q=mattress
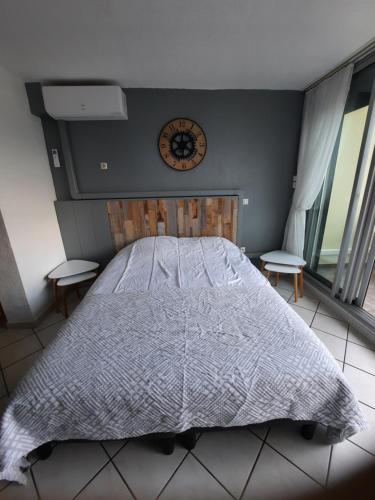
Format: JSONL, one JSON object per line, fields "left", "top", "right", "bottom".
{"left": 0, "top": 236, "right": 368, "bottom": 483}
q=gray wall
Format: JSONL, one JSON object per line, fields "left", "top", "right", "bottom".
{"left": 32, "top": 87, "right": 303, "bottom": 259}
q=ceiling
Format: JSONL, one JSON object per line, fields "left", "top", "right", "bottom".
{"left": 0, "top": 0, "right": 374, "bottom": 90}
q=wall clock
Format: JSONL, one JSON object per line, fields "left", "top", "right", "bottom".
{"left": 158, "top": 118, "right": 207, "bottom": 171}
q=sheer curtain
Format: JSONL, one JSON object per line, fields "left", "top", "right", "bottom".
{"left": 282, "top": 64, "right": 354, "bottom": 257}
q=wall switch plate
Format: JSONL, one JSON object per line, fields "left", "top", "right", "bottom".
{"left": 100, "top": 162, "right": 108, "bottom": 170}
{"left": 240, "top": 246, "right": 246, "bottom": 253}
{"left": 242, "top": 198, "right": 249, "bottom": 205}
{"left": 51, "top": 148, "right": 61, "bottom": 168}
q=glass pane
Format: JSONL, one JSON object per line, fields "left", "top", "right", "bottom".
{"left": 305, "top": 63, "right": 375, "bottom": 286}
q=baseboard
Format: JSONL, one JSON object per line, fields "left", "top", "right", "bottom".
{"left": 6, "top": 301, "right": 55, "bottom": 330}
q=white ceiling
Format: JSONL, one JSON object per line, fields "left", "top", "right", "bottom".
{"left": 0, "top": 0, "right": 374, "bottom": 90}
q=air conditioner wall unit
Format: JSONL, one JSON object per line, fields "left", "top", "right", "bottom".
{"left": 41, "top": 85, "right": 128, "bottom": 120}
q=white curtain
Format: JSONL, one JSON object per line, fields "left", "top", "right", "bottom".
{"left": 282, "top": 64, "right": 354, "bottom": 257}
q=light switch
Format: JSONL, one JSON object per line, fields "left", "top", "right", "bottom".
{"left": 51, "top": 148, "right": 61, "bottom": 168}
{"left": 242, "top": 198, "right": 249, "bottom": 205}
{"left": 100, "top": 162, "right": 108, "bottom": 170}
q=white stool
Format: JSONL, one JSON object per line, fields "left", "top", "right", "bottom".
{"left": 57, "top": 271, "right": 97, "bottom": 318}
{"left": 260, "top": 250, "right": 306, "bottom": 297}
{"left": 264, "top": 263, "right": 301, "bottom": 303}
{"left": 48, "top": 260, "right": 99, "bottom": 317}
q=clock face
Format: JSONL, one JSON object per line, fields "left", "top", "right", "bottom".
{"left": 158, "top": 118, "right": 207, "bottom": 170}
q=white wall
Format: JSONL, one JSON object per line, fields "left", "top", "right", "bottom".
{"left": 0, "top": 65, "right": 66, "bottom": 320}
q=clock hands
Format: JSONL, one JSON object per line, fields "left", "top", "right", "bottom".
{"left": 171, "top": 132, "right": 195, "bottom": 159}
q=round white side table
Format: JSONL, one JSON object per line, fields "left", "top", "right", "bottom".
{"left": 260, "top": 250, "right": 306, "bottom": 297}
{"left": 264, "top": 263, "right": 301, "bottom": 303}
{"left": 57, "top": 271, "right": 98, "bottom": 318}
{"left": 48, "top": 260, "right": 99, "bottom": 317}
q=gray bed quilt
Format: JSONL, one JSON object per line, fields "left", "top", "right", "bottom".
{"left": 0, "top": 237, "right": 368, "bottom": 483}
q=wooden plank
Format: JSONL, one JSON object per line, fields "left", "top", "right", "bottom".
{"left": 177, "top": 200, "right": 184, "bottom": 236}
{"left": 107, "top": 196, "right": 238, "bottom": 252}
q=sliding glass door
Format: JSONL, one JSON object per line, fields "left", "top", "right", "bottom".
{"left": 305, "top": 61, "right": 375, "bottom": 316}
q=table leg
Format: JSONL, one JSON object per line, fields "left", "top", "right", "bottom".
{"left": 299, "top": 267, "right": 304, "bottom": 297}
{"left": 63, "top": 288, "right": 69, "bottom": 318}
{"left": 276, "top": 272, "right": 280, "bottom": 286}
{"left": 266, "top": 271, "right": 271, "bottom": 281}
{"left": 260, "top": 260, "right": 265, "bottom": 272}
{"left": 75, "top": 286, "right": 81, "bottom": 300}
{"left": 53, "top": 279, "right": 59, "bottom": 312}
{"left": 294, "top": 274, "right": 298, "bottom": 303}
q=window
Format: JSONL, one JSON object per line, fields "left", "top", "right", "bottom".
{"left": 305, "top": 62, "right": 375, "bottom": 316}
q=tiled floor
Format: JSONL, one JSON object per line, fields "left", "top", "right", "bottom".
{"left": 0, "top": 283, "right": 375, "bottom": 499}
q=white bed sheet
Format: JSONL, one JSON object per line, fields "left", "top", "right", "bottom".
{"left": 0, "top": 237, "right": 368, "bottom": 484}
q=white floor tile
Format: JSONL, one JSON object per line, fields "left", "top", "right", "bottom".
{"left": 193, "top": 429, "right": 262, "bottom": 498}
{"left": 288, "top": 293, "right": 319, "bottom": 312}
{"left": 0, "top": 329, "right": 33, "bottom": 349}
{"left": 113, "top": 438, "right": 186, "bottom": 500}
{"left": 242, "top": 444, "right": 321, "bottom": 500}
{"left": 345, "top": 342, "right": 375, "bottom": 376}
{"left": 101, "top": 440, "right": 127, "bottom": 458}
{"left": 343, "top": 365, "right": 375, "bottom": 408}
{"left": 0, "top": 481, "right": 10, "bottom": 493}
{"left": 249, "top": 422, "right": 270, "bottom": 440}
{"left": 276, "top": 277, "right": 294, "bottom": 292}
{"left": 316, "top": 302, "right": 342, "bottom": 320}
{"left": 312, "top": 328, "right": 346, "bottom": 362}
{"left": 76, "top": 462, "right": 133, "bottom": 500}
{"left": 274, "top": 288, "right": 293, "bottom": 301}
{"left": 3, "top": 352, "right": 40, "bottom": 392}
{"left": 34, "top": 310, "right": 65, "bottom": 332}
{"left": 311, "top": 314, "right": 348, "bottom": 339}
{"left": 289, "top": 305, "right": 315, "bottom": 326}
{"left": 32, "top": 442, "right": 108, "bottom": 500}
{"left": 328, "top": 440, "right": 375, "bottom": 486}
{"left": 0, "top": 336, "right": 41, "bottom": 369}
{"left": 266, "top": 421, "right": 331, "bottom": 485}
{"left": 0, "top": 470, "right": 37, "bottom": 499}
{"left": 348, "top": 403, "right": 375, "bottom": 455}
{"left": 35, "top": 321, "right": 64, "bottom": 348}
{"left": 159, "top": 454, "right": 232, "bottom": 500}
{"left": 348, "top": 327, "right": 375, "bottom": 350}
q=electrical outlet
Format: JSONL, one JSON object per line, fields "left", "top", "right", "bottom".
{"left": 240, "top": 246, "right": 246, "bottom": 253}
{"left": 100, "top": 162, "right": 108, "bottom": 170}
{"left": 242, "top": 198, "right": 249, "bottom": 205}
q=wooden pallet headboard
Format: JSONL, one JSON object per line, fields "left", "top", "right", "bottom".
{"left": 106, "top": 196, "right": 238, "bottom": 252}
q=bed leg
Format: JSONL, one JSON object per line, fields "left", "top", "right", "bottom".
{"left": 34, "top": 442, "right": 54, "bottom": 460}
{"left": 160, "top": 436, "right": 175, "bottom": 455}
{"left": 180, "top": 429, "right": 197, "bottom": 450}
{"left": 300, "top": 423, "right": 317, "bottom": 440}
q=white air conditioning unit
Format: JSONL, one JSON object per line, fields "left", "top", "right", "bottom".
{"left": 42, "top": 85, "right": 128, "bottom": 120}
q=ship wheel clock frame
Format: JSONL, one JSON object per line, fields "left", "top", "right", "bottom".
{"left": 158, "top": 118, "right": 207, "bottom": 171}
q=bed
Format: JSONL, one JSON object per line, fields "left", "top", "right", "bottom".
{"left": 0, "top": 236, "right": 368, "bottom": 484}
